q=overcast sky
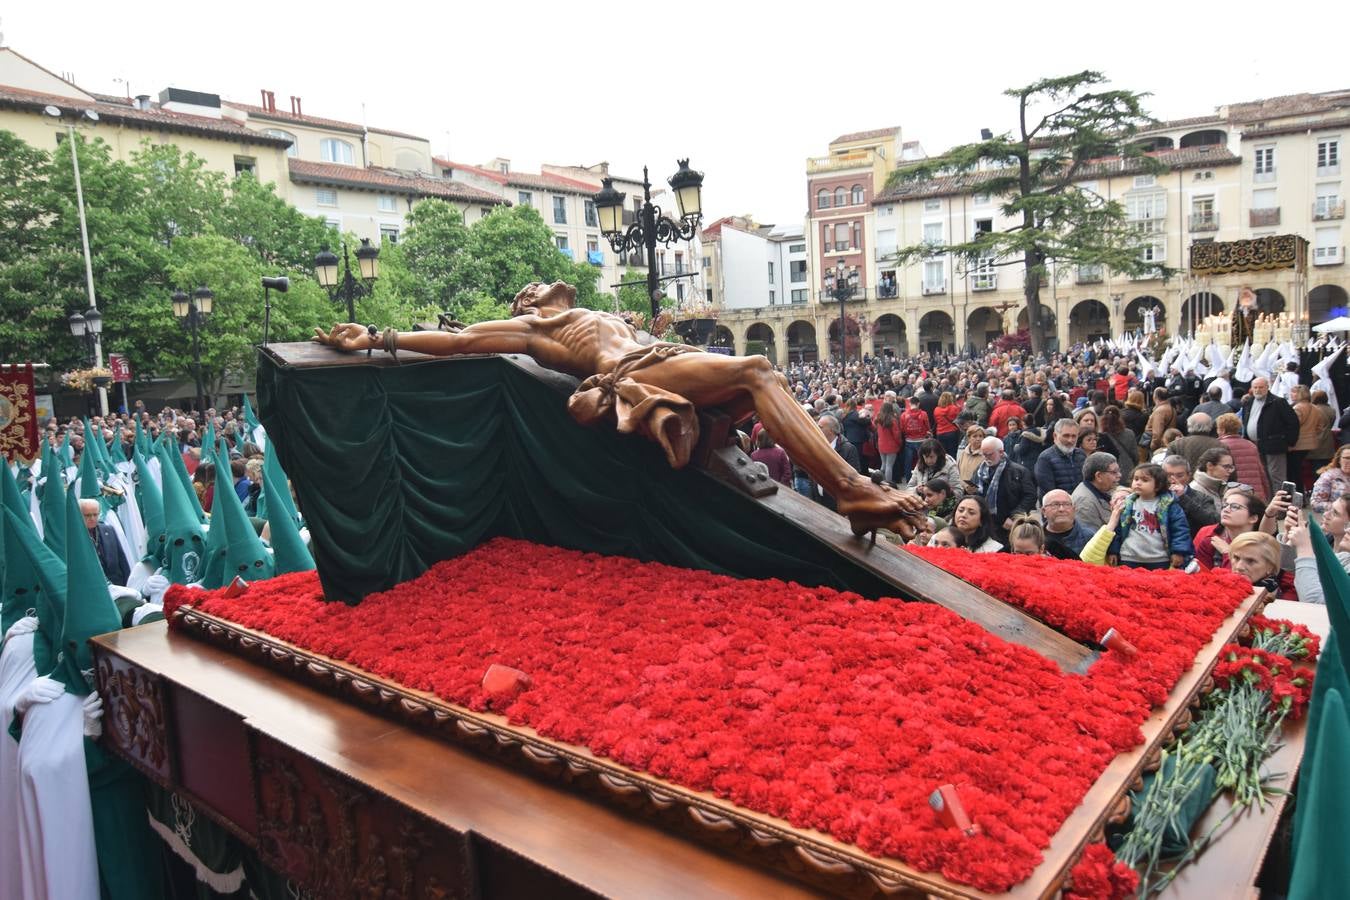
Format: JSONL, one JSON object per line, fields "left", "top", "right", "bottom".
{"left": 6, "top": 2, "right": 1346, "bottom": 225}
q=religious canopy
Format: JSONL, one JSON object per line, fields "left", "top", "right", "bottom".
{"left": 1190, "top": 233, "right": 1309, "bottom": 276}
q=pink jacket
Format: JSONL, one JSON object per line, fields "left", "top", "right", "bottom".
{"left": 1219, "top": 434, "right": 1270, "bottom": 501}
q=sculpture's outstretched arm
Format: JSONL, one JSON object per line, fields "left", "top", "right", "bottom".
{"left": 314, "top": 319, "right": 535, "bottom": 357}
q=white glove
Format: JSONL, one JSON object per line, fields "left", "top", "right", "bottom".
{"left": 82, "top": 691, "right": 104, "bottom": 739}
{"left": 4, "top": 615, "right": 38, "bottom": 642}
{"left": 14, "top": 676, "right": 64, "bottom": 715}
{"left": 143, "top": 573, "right": 170, "bottom": 602}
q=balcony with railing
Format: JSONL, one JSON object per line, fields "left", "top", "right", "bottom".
{"left": 970, "top": 271, "right": 998, "bottom": 291}
{"left": 1076, "top": 264, "right": 1103, "bottom": 284}
{"left": 806, "top": 148, "right": 879, "bottom": 174}
{"left": 1315, "top": 245, "right": 1345, "bottom": 266}
{"left": 1188, "top": 212, "right": 1219, "bottom": 232}
{"left": 1314, "top": 199, "right": 1346, "bottom": 221}
{"left": 922, "top": 281, "right": 947, "bottom": 296}
{"left": 1250, "top": 207, "right": 1281, "bottom": 227}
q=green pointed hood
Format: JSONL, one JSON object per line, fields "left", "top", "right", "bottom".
{"left": 257, "top": 446, "right": 299, "bottom": 528}
{"left": 39, "top": 455, "right": 67, "bottom": 561}
{"left": 132, "top": 449, "right": 165, "bottom": 563}
{"left": 52, "top": 489, "right": 121, "bottom": 694}
{"left": 242, "top": 394, "right": 261, "bottom": 435}
{"left": 3, "top": 507, "right": 66, "bottom": 678}
{"left": 202, "top": 420, "right": 217, "bottom": 459}
{"left": 83, "top": 418, "right": 111, "bottom": 479}
{"left": 133, "top": 419, "right": 151, "bottom": 459}
{"left": 157, "top": 444, "right": 207, "bottom": 584}
{"left": 59, "top": 428, "right": 73, "bottom": 467}
{"left": 197, "top": 441, "right": 229, "bottom": 589}
{"left": 206, "top": 440, "right": 274, "bottom": 588}
{"left": 262, "top": 457, "right": 313, "bottom": 575}
{"left": 78, "top": 433, "right": 102, "bottom": 500}
{"left": 155, "top": 434, "right": 204, "bottom": 524}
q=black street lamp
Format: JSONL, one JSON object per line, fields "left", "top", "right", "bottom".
{"left": 172, "top": 286, "right": 213, "bottom": 413}
{"left": 67, "top": 306, "right": 102, "bottom": 364}
{"left": 315, "top": 238, "right": 380, "bottom": 322}
{"left": 593, "top": 160, "right": 704, "bottom": 321}
{"left": 824, "top": 258, "right": 860, "bottom": 362}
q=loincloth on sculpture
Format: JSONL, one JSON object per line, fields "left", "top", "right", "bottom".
{"left": 566, "top": 343, "right": 703, "bottom": 469}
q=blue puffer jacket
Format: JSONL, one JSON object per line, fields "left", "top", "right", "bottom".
{"left": 1033, "top": 445, "right": 1085, "bottom": 497}
{"left": 1107, "top": 493, "right": 1194, "bottom": 563}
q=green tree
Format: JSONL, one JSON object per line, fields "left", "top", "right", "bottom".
{"left": 212, "top": 171, "right": 336, "bottom": 272}
{"left": 889, "top": 71, "right": 1166, "bottom": 354}
{"left": 460, "top": 205, "right": 602, "bottom": 309}
{"left": 0, "top": 131, "right": 63, "bottom": 364}
{"left": 391, "top": 198, "right": 472, "bottom": 317}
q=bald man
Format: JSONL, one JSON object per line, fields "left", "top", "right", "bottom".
{"left": 80, "top": 498, "right": 129, "bottom": 587}
{"left": 1240, "top": 376, "right": 1300, "bottom": 490}
{"left": 1040, "top": 489, "right": 1095, "bottom": 559}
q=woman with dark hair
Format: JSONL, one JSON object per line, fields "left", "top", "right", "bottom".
{"left": 907, "top": 437, "right": 962, "bottom": 496}
{"left": 930, "top": 526, "right": 968, "bottom": 549}
{"left": 1122, "top": 389, "right": 1149, "bottom": 440}
{"left": 919, "top": 476, "right": 958, "bottom": 526}
{"left": 933, "top": 391, "right": 963, "bottom": 458}
{"left": 874, "top": 400, "right": 902, "bottom": 485}
{"left": 951, "top": 495, "right": 1002, "bottom": 554}
{"left": 750, "top": 430, "right": 792, "bottom": 486}
{"left": 1192, "top": 487, "right": 1267, "bottom": 570}
{"left": 1096, "top": 405, "right": 1138, "bottom": 481}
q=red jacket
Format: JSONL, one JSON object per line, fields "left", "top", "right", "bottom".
{"left": 900, "top": 408, "right": 931, "bottom": 441}
{"left": 874, "top": 417, "right": 902, "bottom": 454}
{"left": 988, "top": 401, "right": 1028, "bottom": 438}
{"left": 934, "top": 403, "right": 963, "bottom": 435}
{"left": 1108, "top": 373, "right": 1134, "bottom": 403}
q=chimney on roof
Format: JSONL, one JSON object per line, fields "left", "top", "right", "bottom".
{"left": 288, "top": 96, "right": 302, "bottom": 117}
{"left": 135, "top": 94, "right": 151, "bottom": 111}
{"left": 260, "top": 89, "right": 277, "bottom": 113}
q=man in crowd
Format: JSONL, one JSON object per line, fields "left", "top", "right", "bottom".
{"left": 812, "top": 416, "right": 860, "bottom": 511}
{"left": 1073, "top": 452, "right": 1122, "bottom": 530}
{"left": 1193, "top": 385, "right": 1232, "bottom": 424}
{"left": 988, "top": 389, "right": 1028, "bottom": 439}
{"left": 1033, "top": 418, "right": 1084, "bottom": 497}
{"left": 1167, "top": 412, "right": 1222, "bottom": 471}
{"left": 1040, "top": 489, "right": 1096, "bottom": 560}
{"left": 1162, "top": 454, "right": 1221, "bottom": 539}
{"left": 973, "top": 435, "right": 1035, "bottom": 545}
{"left": 79, "top": 498, "right": 129, "bottom": 587}
{"left": 1241, "top": 376, "right": 1301, "bottom": 488}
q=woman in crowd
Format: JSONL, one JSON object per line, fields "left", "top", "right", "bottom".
{"left": 1002, "top": 416, "right": 1025, "bottom": 462}
{"left": 1121, "top": 389, "right": 1149, "bottom": 440}
{"left": 918, "top": 476, "right": 958, "bottom": 527}
{"left": 1107, "top": 463, "right": 1192, "bottom": 570}
{"left": 933, "top": 391, "right": 963, "bottom": 458}
{"left": 1077, "top": 430, "right": 1101, "bottom": 455}
{"left": 1191, "top": 487, "right": 1281, "bottom": 571}
{"left": 908, "top": 438, "right": 963, "bottom": 496}
{"left": 1215, "top": 412, "right": 1270, "bottom": 500}
{"left": 951, "top": 495, "right": 1003, "bottom": 554}
{"left": 1310, "top": 445, "right": 1350, "bottom": 519}
{"left": 1289, "top": 384, "right": 1321, "bottom": 490}
{"left": 930, "top": 526, "right": 968, "bottom": 549}
{"left": 1008, "top": 517, "right": 1048, "bottom": 556}
{"left": 1309, "top": 389, "right": 1338, "bottom": 477}
{"left": 873, "top": 399, "right": 902, "bottom": 486}
{"left": 1097, "top": 405, "right": 1138, "bottom": 481}
{"left": 1226, "top": 531, "right": 1285, "bottom": 596}
{"left": 750, "top": 430, "right": 792, "bottom": 486}
{"left": 956, "top": 425, "right": 988, "bottom": 491}
{"left": 1073, "top": 407, "right": 1099, "bottom": 436}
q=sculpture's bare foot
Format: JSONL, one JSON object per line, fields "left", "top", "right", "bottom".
{"left": 836, "top": 481, "right": 926, "bottom": 543}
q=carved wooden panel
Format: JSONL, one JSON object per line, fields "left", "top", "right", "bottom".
{"left": 251, "top": 733, "right": 475, "bottom": 900}
{"left": 95, "top": 650, "right": 173, "bottom": 784}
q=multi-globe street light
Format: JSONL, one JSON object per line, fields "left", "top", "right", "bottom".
{"left": 592, "top": 160, "right": 704, "bottom": 322}
{"left": 824, "top": 258, "right": 860, "bottom": 362}
{"left": 314, "top": 239, "right": 380, "bottom": 322}
{"left": 171, "top": 286, "right": 214, "bottom": 413}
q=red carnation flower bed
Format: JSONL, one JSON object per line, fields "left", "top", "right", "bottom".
{"left": 167, "top": 540, "right": 1252, "bottom": 893}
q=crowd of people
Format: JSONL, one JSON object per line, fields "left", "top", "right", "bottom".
{"left": 740, "top": 343, "right": 1350, "bottom": 601}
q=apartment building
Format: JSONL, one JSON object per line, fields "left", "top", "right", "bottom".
{"left": 716, "top": 90, "right": 1350, "bottom": 360}
{"left": 439, "top": 158, "right": 703, "bottom": 306}
{"left": 0, "top": 47, "right": 505, "bottom": 247}
{"left": 700, "top": 217, "right": 807, "bottom": 356}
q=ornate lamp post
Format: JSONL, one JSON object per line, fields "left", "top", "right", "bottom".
{"left": 315, "top": 238, "right": 380, "bottom": 322}
{"left": 824, "top": 258, "right": 859, "bottom": 362}
{"left": 172, "top": 286, "right": 213, "bottom": 413}
{"left": 593, "top": 160, "right": 704, "bottom": 321}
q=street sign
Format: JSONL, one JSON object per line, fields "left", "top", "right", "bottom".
{"left": 109, "top": 353, "right": 132, "bottom": 382}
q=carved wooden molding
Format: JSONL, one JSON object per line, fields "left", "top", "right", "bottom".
{"left": 175, "top": 587, "right": 1267, "bottom": 900}
{"left": 96, "top": 650, "right": 173, "bottom": 784}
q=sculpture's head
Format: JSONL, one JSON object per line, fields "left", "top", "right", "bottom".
{"left": 1238, "top": 286, "right": 1256, "bottom": 308}
{"left": 511, "top": 281, "right": 577, "bottom": 317}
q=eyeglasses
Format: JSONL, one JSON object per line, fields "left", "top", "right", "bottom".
{"left": 1221, "top": 502, "right": 1250, "bottom": 512}
{"left": 1042, "top": 500, "right": 1074, "bottom": 508}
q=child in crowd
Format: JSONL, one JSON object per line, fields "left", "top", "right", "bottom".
{"left": 1107, "top": 463, "right": 1193, "bottom": 570}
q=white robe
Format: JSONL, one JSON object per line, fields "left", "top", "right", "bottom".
{"left": 0, "top": 626, "right": 37, "bottom": 900}
{"left": 16, "top": 691, "right": 100, "bottom": 900}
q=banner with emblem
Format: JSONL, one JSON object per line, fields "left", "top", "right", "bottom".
{"left": 0, "top": 363, "right": 39, "bottom": 462}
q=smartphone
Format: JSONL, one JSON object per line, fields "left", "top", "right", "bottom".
{"left": 1281, "top": 480, "right": 1297, "bottom": 498}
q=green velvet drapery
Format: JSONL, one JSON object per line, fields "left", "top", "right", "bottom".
{"left": 258, "top": 351, "right": 897, "bottom": 604}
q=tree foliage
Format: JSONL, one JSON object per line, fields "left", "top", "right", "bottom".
{"left": 888, "top": 71, "right": 1167, "bottom": 354}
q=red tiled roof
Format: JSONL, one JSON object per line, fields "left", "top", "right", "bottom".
{"left": 222, "top": 101, "right": 426, "bottom": 141}
{"left": 0, "top": 83, "right": 293, "bottom": 148}
{"left": 432, "top": 158, "right": 600, "bottom": 195}
{"left": 1224, "top": 91, "right": 1350, "bottom": 124}
{"left": 873, "top": 146, "right": 1240, "bottom": 203}
{"left": 1239, "top": 114, "right": 1350, "bottom": 140}
{"left": 287, "top": 159, "right": 506, "bottom": 204}
{"left": 831, "top": 126, "right": 899, "bottom": 145}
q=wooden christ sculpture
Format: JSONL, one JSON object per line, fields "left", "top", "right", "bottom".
{"left": 314, "top": 281, "right": 926, "bottom": 536}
